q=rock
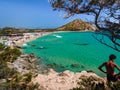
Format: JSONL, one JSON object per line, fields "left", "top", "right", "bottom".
{"left": 32, "top": 70, "right": 106, "bottom": 90}
{"left": 7, "top": 62, "right": 14, "bottom": 68}
{"left": 0, "top": 79, "right": 7, "bottom": 83}
{"left": 81, "top": 70, "right": 87, "bottom": 74}
{"left": 8, "top": 54, "right": 40, "bottom": 75}
{"left": 48, "top": 68, "right": 57, "bottom": 74}
{"left": 81, "top": 65, "right": 85, "bottom": 68}
{"left": 59, "top": 73, "right": 69, "bottom": 77}
{"left": 71, "top": 64, "right": 80, "bottom": 68}
{"left": 42, "top": 70, "right": 48, "bottom": 74}
{"left": 28, "top": 58, "right": 37, "bottom": 63}
{"left": 6, "top": 78, "right": 12, "bottom": 82}
{"left": 87, "top": 70, "right": 94, "bottom": 73}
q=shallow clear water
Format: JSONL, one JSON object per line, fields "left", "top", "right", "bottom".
{"left": 23, "top": 32, "right": 120, "bottom": 77}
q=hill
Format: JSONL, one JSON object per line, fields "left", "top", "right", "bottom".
{"left": 57, "top": 19, "right": 97, "bottom": 31}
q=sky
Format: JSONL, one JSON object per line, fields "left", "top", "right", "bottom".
{"left": 0, "top": 0, "right": 92, "bottom": 29}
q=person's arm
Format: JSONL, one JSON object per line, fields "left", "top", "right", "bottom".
{"left": 114, "top": 64, "right": 120, "bottom": 71}
{"left": 98, "top": 63, "right": 107, "bottom": 74}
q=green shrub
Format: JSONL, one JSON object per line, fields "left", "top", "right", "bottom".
{"left": 0, "top": 43, "right": 5, "bottom": 51}
{"left": 0, "top": 46, "right": 40, "bottom": 90}
{"left": 0, "top": 66, "right": 18, "bottom": 79}
{"left": 23, "top": 73, "right": 33, "bottom": 83}
{"left": 108, "top": 81, "right": 120, "bottom": 90}
{"left": 0, "top": 47, "right": 21, "bottom": 62}
{"left": 71, "top": 76, "right": 106, "bottom": 90}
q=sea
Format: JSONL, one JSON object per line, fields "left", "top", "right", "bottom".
{"left": 23, "top": 31, "right": 120, "bottom": 77}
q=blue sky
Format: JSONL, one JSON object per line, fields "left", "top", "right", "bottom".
{"left": 0, "top": 0, "right": 92, "bottom": 29}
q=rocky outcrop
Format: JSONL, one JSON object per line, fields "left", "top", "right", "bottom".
{"left": 32, "top": 69, "right": 107, "bottom": 90}
{"left": 7, "top": 54, "right": 41, "bottom": 75}
{"left": 6, "top": 54, "right": 120, "bottom": 90}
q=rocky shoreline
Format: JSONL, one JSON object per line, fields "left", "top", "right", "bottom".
{"left": 33, "top": 69, "right": 107, "bottom": 90}
{"left": 7, "top": 54, "right": 41, "bottom": 75}
{"left": 6, "top": 53, "right": 106, "bottom": 90}
{"left": 5, "top": 53, "right": 120, "bottom": 90}
{"left": 4, "top": 31, "right": 119, "bottom": 90}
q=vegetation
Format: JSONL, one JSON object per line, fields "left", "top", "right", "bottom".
{"left": 0, "top": 27, "right": 55, "bottom": 36}
{"left": 71, "top": 76, "right": 120, "bottom": 90}
{"left": 0, "top": 47, "right": 21, "bottom": 63}
{"left": 50, "top": 0, "right": 120, "bottom": 51}
{"left": 0, "top": 44, "right": 40, "bottom": 90}
{"left": 0, "top": 27, "right": 23, "bottom": 35}
{"left": 71, "top": 76, "right": 106, "bottom": 90}
{"left": 108, "top": 81, "right": 120, "bottom": 90}
{"left": 41, "top": 28, "right": 57, "bottom": 32}
{"left": 0, "top": 43, "right": 5, "bottom": 51}
{"left": 0, "top": 27, "right": 37, "bottom": 36}
{"left": 0, "top": 72, "right": 39, "bottom": 90}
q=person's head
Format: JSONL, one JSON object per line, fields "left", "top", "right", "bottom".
{"left": 109, "top": 54, "right": 116, "bottom": 60}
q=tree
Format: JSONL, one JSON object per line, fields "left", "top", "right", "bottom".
{"left": 49, "top": 0, "right": 120, "bottom": 51}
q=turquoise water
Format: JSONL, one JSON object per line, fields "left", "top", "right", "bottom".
{"left": 23, "top": 32, "right": 120, "bottom": 76}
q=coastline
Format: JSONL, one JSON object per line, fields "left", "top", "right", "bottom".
{"left": 15, "top": 30, "right": 92, "bottom": 47}
{"left": 32, "top": 69, "right": 106, "bottom": 90}
{"left": 14, "top": 30, "right": 108, "bottom": 90}
{"left": 9, "top": 30, "right": 111, "bottom": 90}
{"left": 23, "top": 31, "right": 106, "bottom": 90}
{"left": 13, "top": 31, "right": 53, "bottom": 47}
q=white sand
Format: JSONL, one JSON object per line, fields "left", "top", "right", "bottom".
{"left": 10, "top": 32, "right": 52, "bottom": 48}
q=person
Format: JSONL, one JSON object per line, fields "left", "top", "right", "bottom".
{"left": 98, "top": 54, "right": 120, "bottom": 82}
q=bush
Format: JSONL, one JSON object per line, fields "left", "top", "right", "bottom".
{"left": 108, "top": 81, "right": 120, "bottom": 90}
{"left": 0, "top": 47, "right": 21, "bottom": 62}
{"left": 0, "top": 43, "right": 5, "bottom": 51}
{"left": 2, "top": 73, "right": 40, "bottom": 90}
{"left": 0, "top": 46, "right": 40, "bottom": 90}
{"left": 71, "top": 76, "right": 106, "bottom": 90}
{"left": 0, "top": 66, "right": 18, "bottom": 79}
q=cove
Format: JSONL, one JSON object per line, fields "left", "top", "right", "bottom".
{"left": 23, "top": 31, "right": 120, "bottom": 77}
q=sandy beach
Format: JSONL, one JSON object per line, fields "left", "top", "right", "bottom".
{"left": 10, "top": 32, "right": 52, "bottom": 48}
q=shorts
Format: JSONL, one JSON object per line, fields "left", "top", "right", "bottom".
{"left": 107, "top": 75, "right": 118, "bottom": 82}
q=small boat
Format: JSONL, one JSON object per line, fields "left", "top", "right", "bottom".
{"left": 27, "top": 43, "right": 36, "bottom": 47}
{"left": 39, "top": 46, "right": 44, "bottom": 49}
{"left": 22, "top": 43, "right": 27, "bottom": 47}
{"left": 37, "top": 46, "right": 46, "bottom": 49}
{"left": 56, "top": 35, "right": 62, "bottom": 38}
{"left": 53, "top": 34, "right": 62, "bottom": 38}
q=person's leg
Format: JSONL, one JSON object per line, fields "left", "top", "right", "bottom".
{"left": 115, "top": 73, "right": 120, "bottom": 80}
